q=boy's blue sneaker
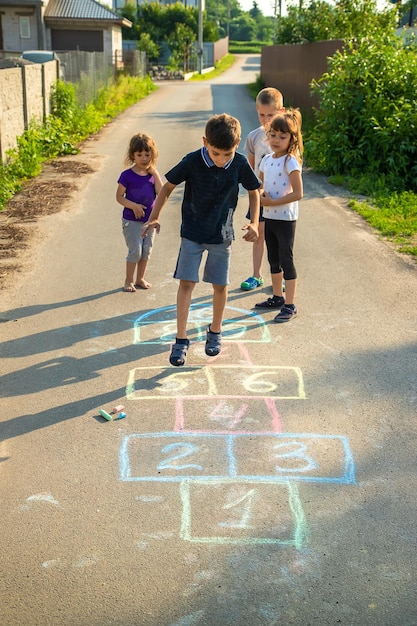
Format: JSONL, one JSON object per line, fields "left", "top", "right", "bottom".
{"left": 241, "top": 276, "right": 264, "bottom": 291}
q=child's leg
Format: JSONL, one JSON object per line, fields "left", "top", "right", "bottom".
{"left": 135, "top": 226, "right": 155, "bottom": 289}
{"left": 204, "top": 283, "right": 227, "bottom": 357}
{"left": 278, "top": 221, "right": 297, "bottom": 304}
{"left": 124, "top": 261, "right": 137, "bottom": 292}
{"left": 123, "top": 220, "right": 143, "bottom": 292}
{"left": 210, "top": 284, "right": 228, "bottom": 333}
{"left": 283, "top": 278, "right": 296, "bottom": 305}
{"left": 176, "top": 280, "right": 196, "bottom": 339}
{"left": 273, "top": 221, "right": 298, "bottom": 322}
{"left": 135, "top": 259, "right": 151, "bottom": 289}
{"left": 252, "top": 221, "right": 265, "bottom": 279}
{"left": 271, "top": 271, "right": 284, "bottom": 298}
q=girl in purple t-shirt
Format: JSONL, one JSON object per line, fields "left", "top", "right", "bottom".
{"left": 116, "top": 132, "right": 163, "bottom": 291}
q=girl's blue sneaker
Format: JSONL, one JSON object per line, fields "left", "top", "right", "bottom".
{"left": 241, "top": 276, "right": 264, "bottom": 291}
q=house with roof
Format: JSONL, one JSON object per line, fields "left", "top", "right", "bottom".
{"left": 0, "top": 0, "right": 131, "bottom": 56}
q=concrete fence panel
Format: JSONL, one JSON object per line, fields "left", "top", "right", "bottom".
{"left": 0, "top": 60, "right": 58, "bottom": 163}
{"left": 0, "top": 67, "right": 25, "bottom": 163}
{"left": 23, "top": 64, "right": 45, "bottom": 128}
{"left": 213, "top": 37, "right": 229, "bottom": 64}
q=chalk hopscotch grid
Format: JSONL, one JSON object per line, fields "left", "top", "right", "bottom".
{"left": 118, "top": 304, "right": 357, "bottom": 546}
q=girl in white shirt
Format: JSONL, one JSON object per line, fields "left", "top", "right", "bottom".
{"left": 255, "top": 109, "right": 303, "bottom": 322}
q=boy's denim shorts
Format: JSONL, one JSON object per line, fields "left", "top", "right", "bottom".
{"left": 174, "top": 237, "right": 232, "bottom": 286}
{"left": 122, "top": 219, "right": 155, "bottom": 263}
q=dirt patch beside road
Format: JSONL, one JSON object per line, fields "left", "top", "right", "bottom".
{"left": 0, "top": 157, "right": 97, "bottom": 291}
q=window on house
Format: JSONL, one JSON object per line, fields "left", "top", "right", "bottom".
{"left": 19, "top": 16, "right": 31, "bottom": 39}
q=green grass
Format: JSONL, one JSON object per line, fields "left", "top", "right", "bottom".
{"left": 189, "top": 54, "right": 235, "bottom": 80}
{"left": 229, "top": 41, "right": 272, "bottom": 54}
{"left": 348, "top": 192, "right": 417, "bottom": 258}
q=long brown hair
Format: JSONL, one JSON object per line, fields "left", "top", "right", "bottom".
{"left": 268, "top": 108, "right": 303, "bottom": 165}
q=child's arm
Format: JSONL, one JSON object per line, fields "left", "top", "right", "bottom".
{"left": 149, "top": 167, "right": 164, "bottom": 195}
{"left": 258, "top": 170, "right": 264, "bottom": 196}
{"left": 242, "top": 188, "right": 260, "bottom": 242}
{"left": 116, "top": 183, "right": 145, "bottom": 220}
{"left": 143, "top": 180, "right": 176, "bottom": 235}
{"left": 261, "top": 170, "right": 303, "bottom": 207}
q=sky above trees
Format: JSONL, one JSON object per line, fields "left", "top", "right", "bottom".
{"left": 238, "top": 0, "right": 391, "bottom": 17}
{"left": 239, "top": 0, "right": 275, "bottom": 16}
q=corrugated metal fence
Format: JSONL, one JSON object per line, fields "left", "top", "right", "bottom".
{"left": 261, "top": 40, "right": 344, "bottom": 113}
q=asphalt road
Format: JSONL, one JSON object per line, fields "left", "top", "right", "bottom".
{"left": 1, "top": 55, "right": 416, "bottom": 626}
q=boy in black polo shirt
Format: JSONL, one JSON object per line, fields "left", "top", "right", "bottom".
{"left": 144, "top": 113, "right": 261, "bottom": 366}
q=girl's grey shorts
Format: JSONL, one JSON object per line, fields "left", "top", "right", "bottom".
{"left": 122, "top": 219, "right": 155, "bottom": 264}
{"left": 174, "top": 237, "right": 232, "bottom": 286}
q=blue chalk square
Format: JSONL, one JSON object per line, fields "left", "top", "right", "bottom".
{"left": 180, "top": 479, "right": 307, "bottom": 546}
{"left": 119, "top": 432, "right": 230, "bottom": 482}
{"left": 231, "top": 433, "right": 356, "bottom": 484}
{"left": 133, "top": 304, "right": 271, "bottom": 344}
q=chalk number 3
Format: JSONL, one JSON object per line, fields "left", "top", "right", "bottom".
{"left": 273, "top": 441, "right": 318, "bottom": 473}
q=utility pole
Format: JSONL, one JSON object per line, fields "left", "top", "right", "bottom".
{"left": 198, "top": 0, "right": 204, "bottom": 74}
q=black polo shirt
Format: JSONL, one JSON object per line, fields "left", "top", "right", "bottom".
{"left": 165, "top": 147, "right": 261, "bottom": 244}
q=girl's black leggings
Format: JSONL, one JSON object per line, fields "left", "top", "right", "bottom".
{"left": 264, "top": 218, "right": 297, "bottom": 280}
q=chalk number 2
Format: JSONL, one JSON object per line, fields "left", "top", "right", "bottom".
{"left": 157, "top": 442, "right": 202, "bottom": 472}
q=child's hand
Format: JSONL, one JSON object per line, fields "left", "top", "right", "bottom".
{"left": 142, "top": 220, "right": 160, "bottom": 237}
{"left": 132, "top": 204, "right": 146, "bottom": 220}
{"left": 242, "top": 223, "right": 259, "bottom": 242}
{"left": 261, "top": 191, "right": 272, "bottom": 206}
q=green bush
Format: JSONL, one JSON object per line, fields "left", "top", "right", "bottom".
{"left": 306, "top": 28, "right": 417, "bottom": 193}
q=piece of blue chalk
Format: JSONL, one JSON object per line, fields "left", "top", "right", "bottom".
{"left": 115, "top": 412, "right": 127, "bottom": 420}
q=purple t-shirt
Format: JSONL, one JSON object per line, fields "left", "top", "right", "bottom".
{"left": 117, "top": 168, "right": 157, "bottom": 222}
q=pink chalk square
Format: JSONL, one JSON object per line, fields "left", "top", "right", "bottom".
{"left": 174, "top": 397, "right": 282, "bottom": 433}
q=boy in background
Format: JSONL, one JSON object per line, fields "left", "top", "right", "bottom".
{"left": 240, "top": 87, "right": 284, "bottom": 291}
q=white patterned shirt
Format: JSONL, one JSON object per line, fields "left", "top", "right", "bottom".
{"left": 259, "top": 154, "right": 301, "bottom": 221}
